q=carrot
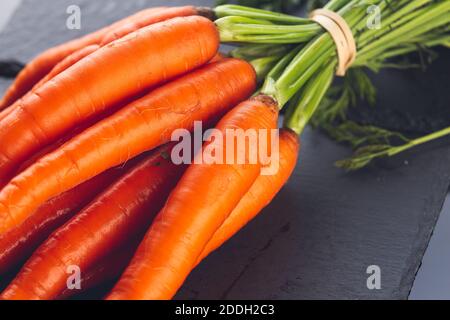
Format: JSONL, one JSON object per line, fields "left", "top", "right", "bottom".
{"left": 0, "top": 58, "right": 255, "bottom": 236}
{"left": 0, "top": 7, "right": 178, "bottom": 110}
{"left": 1, "top": 47, "right": 221, "bottom": 129}
{"left": 107, "top": 95, "right": 279, "bottom": 300}
{"left": 197, "top": 128, "right": 299, "bottom": 263}
{"left": 0, "top": 16, "right": 219, "bottom": 184}
{"left": 0, "top": 107, "right": 13, "bottom": 128}
{"left": 0, "top": 94, "right": 132, "bottom": 189}
{"left": 99, "top": 6, "right": 201, "bottom": 45}
{"left": 0, "top": 159, "right": 139, "bottom": 276}
{"left": 0, "top": 47, "right": 222, "bottom": 127}
{"left": 32, "top": 45, "right": 100, "bottom": 91}
{"left": 0, "top": 6, "right": 206, "bottom": 110}
{"left": 0, "top": 111, "right": 115, "bottom": 189}
{"left": 0, "top": 45, "right": 100, "bottom": 176}
{"left": 0, "top": 6, "right": 202, "bottom": 115}
{"left": 0, "top": 144, "right": 187, "bottom": 300}
{"left": 0, "top": 45, "right": 99, "bottom": 149}
{"left": 53, "top": 129, "right": 298, "bottom": 298}
{"left": 58, "top": 244, "right": 137, "bottom": 300}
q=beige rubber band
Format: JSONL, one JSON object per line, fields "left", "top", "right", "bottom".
{"left": 309, "top": 9, "right": 356, "bottom": 76}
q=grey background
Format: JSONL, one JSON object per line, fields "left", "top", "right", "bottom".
{"left": 0, "top": 0, "right": 449, "bottom": 299}
{"left": 0, "top": 1, "right": 21, "bottom": 30}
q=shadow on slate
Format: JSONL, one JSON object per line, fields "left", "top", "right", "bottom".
{"left": 0, "top": 0, "right": 449, "bottom": 300}
{"left": 0, "top": 60, "right": 24, "bottom": 78}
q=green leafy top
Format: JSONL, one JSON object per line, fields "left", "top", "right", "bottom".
{"left": 217, "top": 0, "right": 450, "bottom": 170}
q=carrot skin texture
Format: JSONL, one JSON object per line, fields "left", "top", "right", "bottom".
{"left": 0, "top": 94, "right": 135, "bottom": 189}
{"left": 0, "top": 16, "right": 219, "bottom": 184}
{"left": 32, "top": 45, "right": 100, "bottom": 91}
{"left": 0, "top": 162, "right": 137, "bottom": 276}
{"left": 107, "top": 96, "right": 278, "bottom": 300}
{"left": 0, "top": 105, "right": 14, "bottom": 125}
{"left": 197, "top": 129, "right": 299, "bottom": 263}
{"left": 0, "top": 7, "right": 171, "bottom": 110}
{"left": 1, "top": 145, "right": 187, "bottom": 300}
{"left": 0, "top": 58, "right": 256, "bottom": 236}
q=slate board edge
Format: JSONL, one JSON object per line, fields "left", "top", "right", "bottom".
{"left": 404, "top": 166, "right": 450, "bottom": 299}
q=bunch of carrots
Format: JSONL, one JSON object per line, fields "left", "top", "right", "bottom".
{"left": 0, "top": 1, "right": 449, "bottom": 300}
{"left": 0, "top": 5, "right": 298, "bottom": 300}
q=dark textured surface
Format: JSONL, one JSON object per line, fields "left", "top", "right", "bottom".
{"left": 348, "top": 49, "right": 450, "bottom": 134}
{"left": 0, "top": 0, "right": 449, "bottom": 300}
{"left": 0, "top": 60, "right": 23, "bottom": 78}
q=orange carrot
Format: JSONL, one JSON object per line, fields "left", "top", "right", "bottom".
{"left": 57, "top": 244, "right": 137, "bottom": 300}
{"left": 0, "top": 107, "right": 13, "bottom": 128}
{"left": 0, "top": 159, "right": 139, "bottom": 276}
{"left": 1, "top": 92, "right": 133, "bottom": 189}
{"left": 0, "top": 47, "right": 222, "bottom": 127}
{"left": 0, "top": 48, "right": 222, "bottom": 128}
{"left": 0, "top": 45, "right": 99, "bottom": 150}
{"left": 107, "top": 95, "right": 279, "bottom": 300}
{"left": 0, "top": 46, "right": 103, "bottom": 180}
{"left": 32, "top": 45, "right": 100, "bottom": 91}
{"left": 0, "top": 6, "right": 203, "bottom": 109}
{"left": 55, "top": 129, "right": 298, "bottom": 298}
{"left": 99, "top": 6, "right": 202, "bottom": 45}
{"left": 0, "top": 58, "right": 255, "bottom": 236}
{"left": 197, "top": 128, "right": 299, "bottom": 263}
{"left": 0, "top": 16, "right": 219, "bottom": 184}
{"left": 1, "top": 144, "right": 187, "bottom": 300}
{"left": 0, "top": 6, "right": 202, "bottom": 115}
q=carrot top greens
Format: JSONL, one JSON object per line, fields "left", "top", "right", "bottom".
{"left": 217, "top": 0, "right": 450, "bottom": 169}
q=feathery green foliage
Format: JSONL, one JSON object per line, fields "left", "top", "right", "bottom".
{"left": 335, "top": 124, "right": 450, "bottom": 170}
{"left": 311, "top": 68, "right": 376, "bottom": 127}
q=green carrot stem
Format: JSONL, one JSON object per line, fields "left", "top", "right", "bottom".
{"left": 261, "top": 1, "right": 368, "bottom": 106}
{"left": 356, "top": 0, "right": 432, "bottom": 48}
{"left": 215, "top": 16, "right": 320, "bottom": 43}
{"left": 231, "top": 43, "right": 291, "bottom": 59}
{"left": 261, "top": 45, "right": 303, "bottom": 86}
{"left": 250, "top": 56, "right": 283, "bottom": 82}
{"left": 389, "top": 127, "right": 450, "bottom": 157}
{"left": 284, "top": 63, "right": 335, "bottom": 135}
{"left": 356, "top": 2, "right": 450, "bottom": 64}
{"left": 268, "top": 34, "right": 334, "bottom": 106}
{"left": 214, "top": 5, "right": 310, "bottom": 24}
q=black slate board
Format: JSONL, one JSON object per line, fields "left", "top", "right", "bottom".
{"left": 0, "top": 0, "right": 449, "bottom": 300}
